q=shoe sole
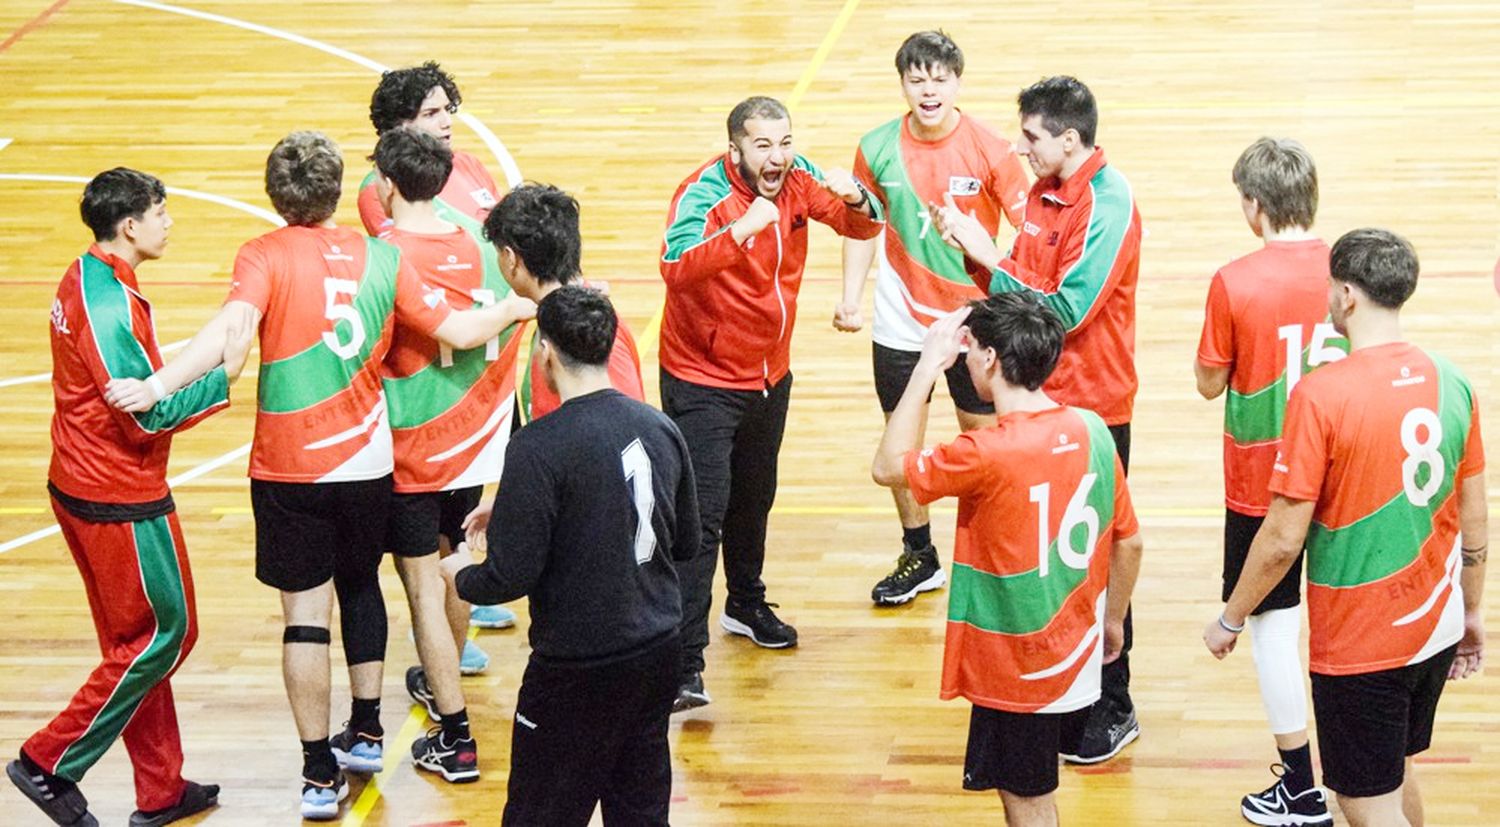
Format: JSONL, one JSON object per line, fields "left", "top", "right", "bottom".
{"left": 872, "top": 568, "right": 948, "bottom": 606}
{"left": 468, "top": 608, "right": 515, "bottom": 629}
{"left": 459, "top": 660, "right": 489, "bottom": 676}
{"left": 414, "top": 756, "right": 480, "bottom": 784}
{"left": 671, "top": 692, "right": 712, "bottom": 714}
{"left": 718, "top": 614, "right": 797, "bottom": 648}
{"left": 6, "top": 761, "right": 99, "bottom": 827}
{"left": 300, "top": 782, "right": 349, "bottom": 821}
{"left": 1059, "top": 722, "right": 1140, "bottom": 765}
{"left": 330, "top": 747, "right": 383, "bottom": 775}
{"left": 1239, "top": 806, "right": 1333, "bottom": 827}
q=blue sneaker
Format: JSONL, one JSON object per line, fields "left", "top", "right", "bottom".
{"left": 460, "top": 639, "right": 491, "bottom": 676}
{"left": 329, "top": 725, "right": 383, "bottom": 774}
{"left": 300, "top": 774, "right": 347, "bottom": 821}
{"left": 469, "top": 604, "right": 516, "bottom": 629}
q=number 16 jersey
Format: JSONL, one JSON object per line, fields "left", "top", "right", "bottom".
{"left": 1271, "top": 342, "right": 1484, "bottom": 675}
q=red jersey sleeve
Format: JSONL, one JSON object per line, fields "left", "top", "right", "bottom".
{"left": 357, "top": 179, "right": 394, "bottom": 238}
{"left": 851, "top": 147, "right": 888, "bottom": 213}
{"left": 1458, "top": 392, "right": 1485, "bottom": 480}
{"left": 392, "top": 256, "right": 453, "bottom": 337}
{"left": 987, "top": 149, "right": 1029, "bottom": 230}
{"left": 903, "top": 433, "right": 990, "bottom": 505}
{"left": 1268, "top": 383, "right": 1329, "bottom": 502}
{"left": 228, "top": 238, "right": 275, "bottom": 312}
{"left": 1196, "top": 273, "right": 1234, "bottom": 367}
{"left": 1111, "top": 456, "right": 1139, "bottom": 539}
{"left": 609, "top": 319, "right": 646, "bottom": 402}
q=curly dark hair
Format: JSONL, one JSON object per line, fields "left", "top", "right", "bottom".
{"left": 369, "top": 61, "right": 462, "bottom": 135}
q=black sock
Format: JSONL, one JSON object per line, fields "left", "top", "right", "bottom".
{"left": 350, "top": 697, "right": 382, "bottom": 736}
{"left": 301, "top": 738, "right": 337, "bottom": 782}
{"left": 902, "top": 524, "right": 932, "bottom": 551}
{"left": 440, "top": 707, "right": 471, "bottom": 742}
{"left": 1279, "top": 743, "right": 1314, "bottom": 795}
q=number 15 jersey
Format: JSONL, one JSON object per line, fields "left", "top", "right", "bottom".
{"left": 1272, "top": 342, "right": 1484, "bottom": 675}
{"left": 904, "top": 406, "right": 1138, "bottom": 713}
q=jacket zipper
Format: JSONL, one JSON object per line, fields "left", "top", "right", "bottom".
{"left": 765, "top": 222, "right": 786, "bottom": 397}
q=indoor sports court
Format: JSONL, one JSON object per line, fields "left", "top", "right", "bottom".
{"left": 1, "top": 1, "right": 1497, "bottom": 824}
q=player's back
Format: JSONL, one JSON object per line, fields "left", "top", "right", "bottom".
{"left": 1276, "top": 342, "right": 1481, "bottom": 674}
{"left": 506, "top": 388, "right": 696, "bottom": 662}
{"left": 230, "top": 224, "right": 401, "bottom": 483}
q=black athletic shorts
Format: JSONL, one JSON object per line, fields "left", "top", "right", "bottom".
{"left": 872, "top": 342, "right": 995, "bottom": 415}
{"left": 504, "top": 632, "right": 679, "bottom": 826}
{"left": 963, "top": 704, "right": 1089, "bottom": 797}
{"left": 385, "top": 485, "right": 484, "bottom": 557}
{"left": 1311, "top": 644, "right": 1457, "bottom": 798}
{"left": 251, "top": 475, "right": 392, "bottom": 592}
{"left": 1222, "top": 509, "right": 1303, "bottom": 612}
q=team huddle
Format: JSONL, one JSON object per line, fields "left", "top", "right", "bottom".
{"left": 8, "top": 29, "right": 1488, "bottom": 827}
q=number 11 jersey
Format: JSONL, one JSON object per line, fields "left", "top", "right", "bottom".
{"left": 1272, "top": 342, "right": 1483, "bottom": 675}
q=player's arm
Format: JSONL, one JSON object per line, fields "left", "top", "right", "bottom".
{"left": 1195, "top": 363, "right": 1230, "bottom": 399}
{"left": 1205, "top": 494, "right": 1315, "bottom": 658}
{"left": 448, "top": 441, "right": 555, "bottom": 604}
{"left": 107, "top": 300, "right": 259, "bottom": 411}
{"left": 872, "top": 308, "right": 969, "bottom": 486}
{"left": 660, "top": 173, "right": 767, "bottom": 288}
{"left": 1452, "top": 428, "right": 1489, "bottom": 679}
{"left": 1104, "top": 531, "right": 1143, "bottom": 664}
{"left": 429, "top": 295, "right": 536, "bottom": 350}
{"left": 1195, "top": 274, "right": 1233, "bottom": 398}
{"left": 801, "top": 157, "right": 884, "bottom": 239}
{"left": 837, "top": 237, "right": 878, "bottom": 333}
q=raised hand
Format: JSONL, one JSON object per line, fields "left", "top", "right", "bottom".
{"left": 734, "top": 196, "right": 781, "bottom": 240}
{"left": 931, "top": 192, "right": 1001, "bottom": 268}
{"left": 818, "top": 167, "right": 866, "bottom": 205}
{"left": 104, "top": 377, "right": 158, "bottom": 412}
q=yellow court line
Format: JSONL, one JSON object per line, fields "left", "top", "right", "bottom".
{"left": 637, "top": 0, "right": 862, "bottom": 357}
{"left": 0, "top": 507, "right": 47, "bottom": 515}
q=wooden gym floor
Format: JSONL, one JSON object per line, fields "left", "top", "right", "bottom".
{"left": 1, "top": 1, "right": 1497, "bottom": 824}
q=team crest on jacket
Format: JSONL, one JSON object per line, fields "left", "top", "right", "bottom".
{"left": 948, "top": 176, "right": 981, "bottom": 196}
{"left": 50, "top": 298, "right": 70, "bottom": 335}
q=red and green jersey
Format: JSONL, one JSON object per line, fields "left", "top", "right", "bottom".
{"left": 357, "top": 149, "right": 501, "bottom": 237}
{"left": 988, "top": 148, "right": 1141, "bottom": 425}
{"left": 382, "top": 226, "right": 524, "bottom": 493}
{"left": 519, "top": 311, "right": 645, "bottom": 423}
{"left": 228, "top": 225, "right": 451, "bottom": 483}
{"left": 1271, "top": 343, "right": 1484, "bottom": 675}
{"left": 852, "top": 113, "right": 1029, "bottom": 351}
{"left": 1197, "top": 240, "right": 1346, "bottom": 515}
{"left": 904, "top": 406, "right": 1138, "bottom": 713}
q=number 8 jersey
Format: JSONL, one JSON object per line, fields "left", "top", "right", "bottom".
{"left": 229, "top": 225, "right": 452, "bottom": 483}
{"left": 904, "top": 406, "right": 1138, "bottom": 713}
{"left": 1272, "top": 342, "right": 1484, "bottom": 675}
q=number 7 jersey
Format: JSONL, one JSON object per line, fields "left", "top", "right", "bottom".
{"left": 1271, "top": 342, "right": 1484, "bottom": 675}
{"left": 903, "top": 406, "right": 1138, "bottom": 713}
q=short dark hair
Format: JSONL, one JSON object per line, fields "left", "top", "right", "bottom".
{"left": 482, "top": 183, "right": 582, "bottom": 285}
{"left": 1018, "top": 76, "right": 1098, "bottom": 147}
{"left": 265, "top": 131, "right": 343, "bottom": 226}
{"left": 1232, "top": 137, "right": 1318, "bottom": 232}
{"left": 895, "top": 30, "right": 963, "bottom": 77}
{"left": 965, "top": 292, "right": 1066, "bottom": 391}
{"left": 727, "top": 96, "right": 789, "bottom": 143}
{"left": 537, "top": 285, "right": 616, "bottom": 368}
{"left": 1330, "top": 228, "right": 1419, "bottom": 309}
{"left": 80, "top": 167, "right": 166, "bottom": 241}
{"left": 371, "top": 126, "right": 453, "bottom": 202}
{"left": 369, "top": 61, "right": 462, "bottom": 135}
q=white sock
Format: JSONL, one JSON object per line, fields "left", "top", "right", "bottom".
{"left": 1247, "top": 607, "right": 1307, "bottom": 736}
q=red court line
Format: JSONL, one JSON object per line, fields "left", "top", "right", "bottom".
{"left": 0, "top": 0, "right": 70, "bottom": 54}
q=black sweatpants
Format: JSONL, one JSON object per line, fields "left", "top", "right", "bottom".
{"left": 503, "top": 633, "right": 680, "bottom": 826}
{"left": 1103, "top": 423, "right": 1133, "bottom": 710}
{"left": 660, "top": 370, "right": 792, "bottom": 675}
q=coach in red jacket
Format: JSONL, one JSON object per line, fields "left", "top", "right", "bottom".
{"left": 659, "top": 96, "right": 884, "bottom": 711}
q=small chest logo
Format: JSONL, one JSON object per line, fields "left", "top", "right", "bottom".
{"left": 50, "top": 298, "right": 70, "bottom": 335}
{"left": 948, "top": 176, "right": 982, "bottom": 196}
{"left": 472, "top": 188, "right": 498, "bottom": 209}
{"left": 1047, "top": 231, "right": 1061, "bottom": 247}
{"left": 1022, "top": 221, "right": 1042, "bottom": 237}
{"left": 791, "top": 213, "right": 807, "bottom": 230}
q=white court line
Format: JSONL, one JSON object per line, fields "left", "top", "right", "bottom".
{"left": 0, "top": 138, "right": 12, "bottom": 152}
{"left": 0, "top": 444, "right": 251, "bottom": 555}
{"left": 111, "top": 0, "right": 523, "bottom": 187}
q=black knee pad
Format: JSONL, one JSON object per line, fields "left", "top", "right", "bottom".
{"left": 283, "top": 625, "right": 331, "bottom": 645}
{"left": 333, "top": 563, "right": 388, "bottom": 666}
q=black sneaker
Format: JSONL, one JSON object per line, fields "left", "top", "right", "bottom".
{"left": 128, "top": 780, "right": 220, "bottom": 826}
{"left": 720, "top": 599, "right": 798, "bottom": 648}
{"left": 1059, "top": 701, "right": 1139, "bottom": 764}
{"left": 6, "top": 754, "right": 97, "bottom": 827}
{"left": 672, "top": 672, "right": 712, "bottom": 714}
{"left": 871, "top": 543, "right": 946, "bottom": 605}
{"left": 329, "top": 724, "right": 384, "bottom": 774}
{"left": 411, "top": 726, "right": 480, "bottom": 783}
{"left": 406, "top": 665, "right": 441, "bottom": 723}
{"left": 1240, "top": 765, "right": 1333, "bottom": 826}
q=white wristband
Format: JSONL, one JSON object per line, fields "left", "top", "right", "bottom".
{"left": 147, "top": 375, "right": 166, "bottom": 402}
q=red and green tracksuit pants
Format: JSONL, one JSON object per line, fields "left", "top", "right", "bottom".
{"left": 23, "top": 500, "right": 198, "bottom": 811}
